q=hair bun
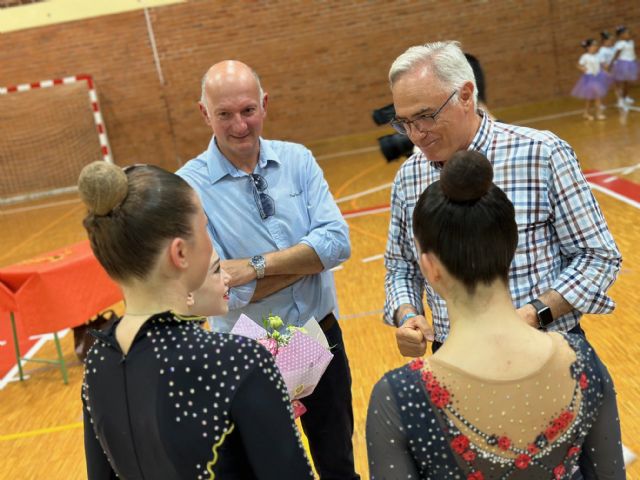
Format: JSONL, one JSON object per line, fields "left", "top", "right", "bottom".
{"left": 78, "top": 161, "right": 128, "bottom": 215}
{"left": 440, "top": 150, "right": 493, "bottom": 202}
{"left": 581, "top": 38, "right": 595, "bottom": 49}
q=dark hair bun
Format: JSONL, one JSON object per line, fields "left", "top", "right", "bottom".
{"left": 440, "top": 150, "right": 493, "bottom": 202}
{"left": 78, "top": 161, "right": 128, "bottom": 216}
{"left": 581, "top": 38, "right": 595, "bottom": 49}
{"left": 601, "top": 31, "right": 611, "bottom": 40}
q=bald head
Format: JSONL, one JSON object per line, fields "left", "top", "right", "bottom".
{"left": 200, "top": 61, "right": 264, "bottom": 113}
{"left": 197, "top": 60, "right": 268, "bottom": 170}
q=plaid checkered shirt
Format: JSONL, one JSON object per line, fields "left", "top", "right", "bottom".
{"left": 384, "top": 113, "right": 622, "bottom": 342}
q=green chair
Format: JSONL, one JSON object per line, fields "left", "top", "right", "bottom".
{"left": 0, "top": 281, "right": 68, "bottom": 385}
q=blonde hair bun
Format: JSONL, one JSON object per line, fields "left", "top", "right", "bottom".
{"left": 78, "top": 161, "right": 128, "bottom": 215}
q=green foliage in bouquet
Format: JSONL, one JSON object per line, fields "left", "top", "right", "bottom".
{"left": 262, "top": 314, "right": 307, "bottom": 347}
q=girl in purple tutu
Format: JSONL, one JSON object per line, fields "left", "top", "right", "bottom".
{"left": 597, "top": 31, "right": 616, "bottom": 107}
{"left": 571, "top": 39, "right": 606, "bottom": 120}
{"left": 611, "top": 26, "right": 638, "bottom": 108}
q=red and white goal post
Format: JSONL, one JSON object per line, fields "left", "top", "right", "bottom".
{"left": 0, "top": 74, "right": 112, "bottom": 206}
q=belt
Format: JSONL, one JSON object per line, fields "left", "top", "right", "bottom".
{"left": 318, "top": 313, "right": 337, "bottom": 333}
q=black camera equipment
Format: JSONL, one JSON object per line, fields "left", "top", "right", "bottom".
{"left": 371, "top": 103, "right": 415, "bottom": 162}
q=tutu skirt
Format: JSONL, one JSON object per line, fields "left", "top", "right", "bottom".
{"left": 596, "top": 70, "right": 614, "bottom": 92}
{"left": 612, "top": 59, "right": 638, "bottom": 81}
{"left": 571, "top": 74, "right": 606, "bottom": 99}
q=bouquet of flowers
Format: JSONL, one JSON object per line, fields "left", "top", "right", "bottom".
{"left": 230, "top": 313, "right": 334, "bottom": 417}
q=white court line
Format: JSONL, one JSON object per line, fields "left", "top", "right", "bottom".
{"left": 0, "top": 328, "right": 70, "bottom": 390}
{"left": 317, "top": 146, "right": 379, "bottom": 160}
{"left": 362, "top": 253, "right": 384, "bottom": 263}
{"left": 588, "top": 182, "right": 640, "bottom": 210}
{"left": 330, "top": 265, "right": 344, "bottom": 272}
{"left": 29, "top": 328, "right": 69, "bottom": 341}
{"left": 343, "top": 206, "right": 390, "bottom": 219}
{"left": 515, "top": 104, "right": 639, "bottom": 125}
{"left": 336, "top": 183, "right": 393, "bottom": 204}
{"left": 584, "top": 164, "right": 640, "bottom": 178}
{"left": 514, "top": 109, "right": 585, "bottom": 125}
{"left": 0, "top": 336, "right": 50, "bottom": 390}
{"left": 624, "top": 445, "right": 637, "bottom": 466}
{"left": 0, "top": 198, "right": 81, "bottom": 215}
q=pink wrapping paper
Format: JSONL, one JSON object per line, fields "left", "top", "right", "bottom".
{"left": 230, "top": 314, "right": 334, "bottom": 402}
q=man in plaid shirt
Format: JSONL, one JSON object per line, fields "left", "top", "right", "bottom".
{"left": 384, "top": 41, "right": 621, "bottom": 356}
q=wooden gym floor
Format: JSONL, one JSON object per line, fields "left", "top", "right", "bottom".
{"left": 0, "top": 96, "right": 639, "bottom": 479}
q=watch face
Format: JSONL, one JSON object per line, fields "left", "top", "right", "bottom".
{"left": 538, "top": 306, "right": 553, "bottom": 326}
{"left": 252, "top": 255, "right": 265, "bottom": 268}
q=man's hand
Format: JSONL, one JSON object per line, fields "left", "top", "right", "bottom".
{"left": 395, "top": 315, "right": 434, "bottom": 357}
{"left": 221, "top": 258, "right": 256, "bottom": 287}
{"left": 516, "top": 304, "right": 539, "bottom": 328}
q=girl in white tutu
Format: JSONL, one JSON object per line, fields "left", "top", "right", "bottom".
{"left": 611, "top": 26, "right": 638, "bottom": 108}
{"left": 571, "top": 39, "right": 606, "bottom": 120}
{"left": 597, "top": 31, "right": 616, "bottom": 107}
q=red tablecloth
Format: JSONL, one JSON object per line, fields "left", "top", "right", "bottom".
{"left": 0, "top": 240, "right": 122, "bottom": 336}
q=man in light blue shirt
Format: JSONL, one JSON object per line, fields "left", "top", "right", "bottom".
{"left": 177, "top": 61, "right": 358, "bottom": 479}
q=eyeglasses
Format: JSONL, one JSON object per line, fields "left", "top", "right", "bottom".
{"left": 250, "top": 173, "right": 275, "bottom": 219}
{"left": 390, "top": 91, "right": 457, "bottom": 135}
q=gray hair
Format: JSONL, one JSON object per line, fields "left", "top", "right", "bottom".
{"left": 389, "top": 41, "right": 478, "bottom": 106}
{"left": 200, "top": 68, "right": 265, "bottom": 114}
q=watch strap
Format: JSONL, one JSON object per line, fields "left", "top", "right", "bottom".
{"left": 527, "top": 299, "right": 553, "bottom": 328}
{"left": 249, "top": 255, "right": 266, "bottom": 279}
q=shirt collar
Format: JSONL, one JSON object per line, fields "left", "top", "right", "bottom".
{"left": 205, "top": 137, "right": 281, "bottom": 185}
{"left": 467, "top": 111, "right": 493, "bottom": 155}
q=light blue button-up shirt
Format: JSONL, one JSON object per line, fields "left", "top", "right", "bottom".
{"left": 177, "top": 137, "right": 351, "bottom": 332}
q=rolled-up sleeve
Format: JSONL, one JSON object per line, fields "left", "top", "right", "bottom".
{"left": 548, "top": 140, "right": 621, "bottom": 314}
{"left": 228, "top": 281, "right": 256, "bottom": 310}
{"left": 383, "top": 172, "right": 425, "bottom": 325}
{"left": 298, "top": 150, "right": 351, "bottom": 270}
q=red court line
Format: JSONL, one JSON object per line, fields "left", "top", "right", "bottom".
{"left": 340, "top": 169, "right": 640, "bottom": 218}
{"left": 585, "top": 170, "right": 640, "bottom": 204}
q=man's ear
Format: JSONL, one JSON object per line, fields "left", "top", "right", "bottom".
{"left": 261, "top": 92, "right": 269, "bottom": 117}
{"left": 168, "top": 237, "right": 189, "bottom": 270}
{"left": 459, "top": 81, "right": 475, "bottom": 110}
{"left": 199, "top": 102, "right": 211, "bottom": 126}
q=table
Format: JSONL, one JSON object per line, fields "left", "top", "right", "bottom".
{"left": 0, "top": 240, "right": 122, "bottom": 383}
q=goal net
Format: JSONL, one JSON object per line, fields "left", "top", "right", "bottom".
{"left": 0, "top": 75, "right": 111, "bottom": 206}
{"left": 0, "top": 75, "right": 111, "bottom": 266}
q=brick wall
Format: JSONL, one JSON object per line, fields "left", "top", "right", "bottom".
{"left": 1, "top": 0, "right": 638, "bottom": 170}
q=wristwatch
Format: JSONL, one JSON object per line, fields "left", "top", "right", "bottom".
{"left": 249, "top": 255, "right": 266, "bottom": 279}
{"left": 527, "top": 299, "right": 553, "bottom": 329}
